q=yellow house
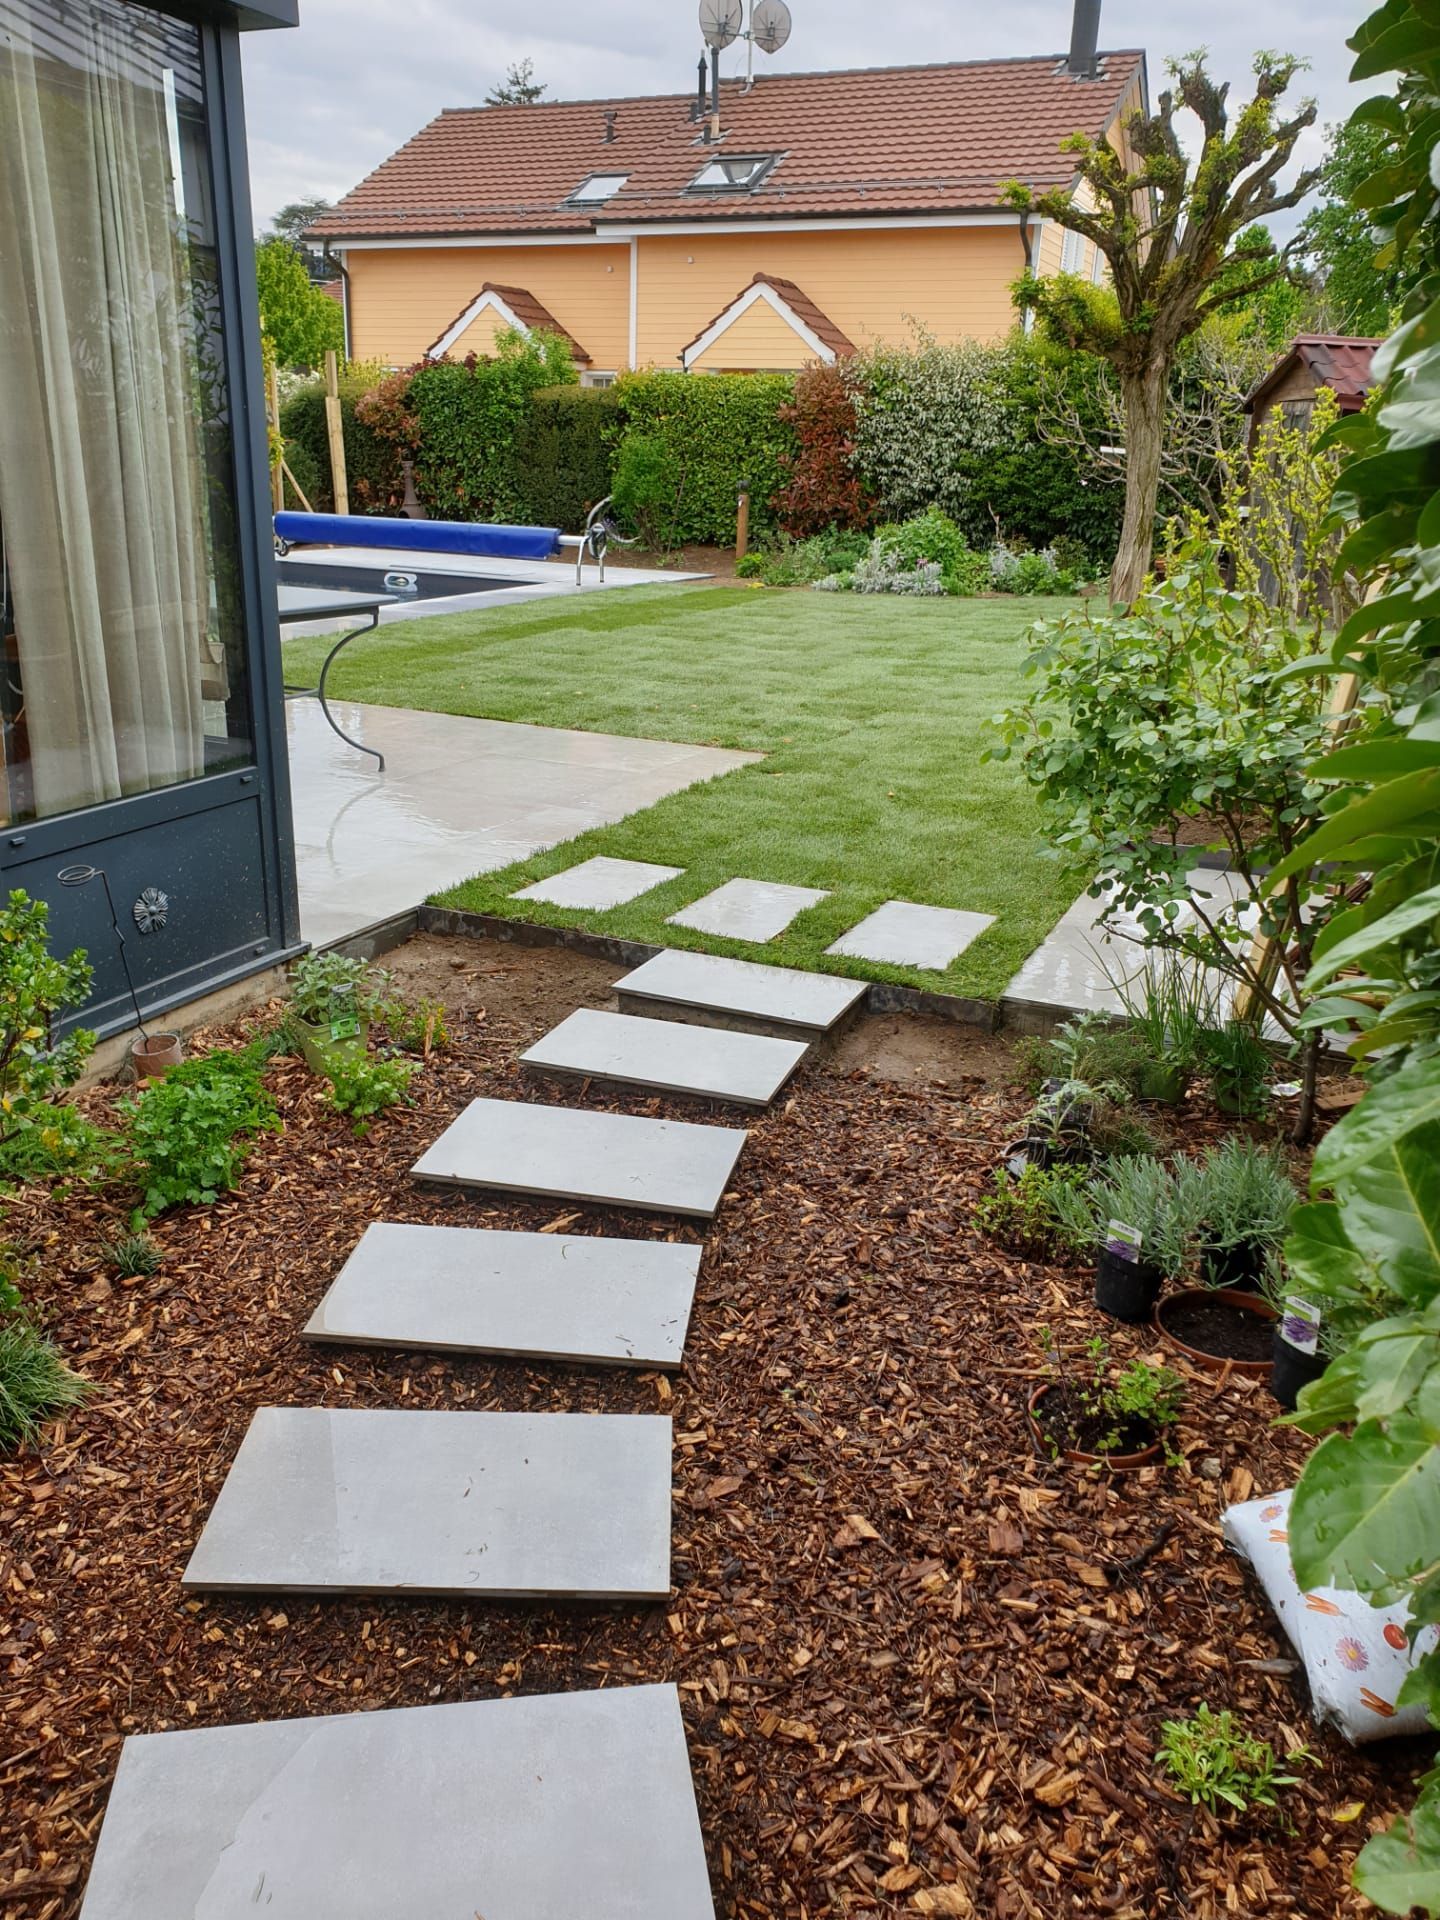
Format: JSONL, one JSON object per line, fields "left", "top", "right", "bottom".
{"left": 311, "top": 23, "right": 1147, "bottom": 382}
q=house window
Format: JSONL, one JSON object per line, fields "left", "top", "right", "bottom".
{"left": 570, "top": 173, "right": 628, "bottom": 204}
{"left": 0, "top": 0, "right": 252, "bottom": 826}
{"left": 1060, "top": 227, "right": 1086, "bottom": 275}
{"left": 581, "top": 371, "right": 618, "bottom": 389}
{"left": 687, "top": 154, "right": 778, "bottom": 193}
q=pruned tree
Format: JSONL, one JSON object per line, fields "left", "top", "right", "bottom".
{"left": 1003, "top": 50, "right": 1321, "bottom": 604}
{"left": 486, "top": 58, "right": 546, "bottom": 106}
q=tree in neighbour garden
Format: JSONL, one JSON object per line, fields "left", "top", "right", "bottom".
{"left": 485, "top": 58, "right": 546, "bottom": 105}
{"left": 261, "top": 195, "right": 334, "bottom": 279}
{"left": 255, "top": 237, "right": 344, "bottom": 371}
{"left": 1003, "top": 50, "right": 1321, "bottom": 605}
{"left": 1298, "top": 118, "right": 1422, "bottom": 333}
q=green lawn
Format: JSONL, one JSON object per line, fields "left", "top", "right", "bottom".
{"left": 282, "top": 584, "right": 1080, "bottom": 1001}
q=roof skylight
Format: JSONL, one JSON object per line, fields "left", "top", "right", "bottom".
{"left": 687, "top": 154, "right": 777, "bottom": 193}
{"left": 570, "top": 172, "right": 628, "bottom": 203}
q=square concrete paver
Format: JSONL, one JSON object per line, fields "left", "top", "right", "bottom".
{"left": 78, "top": 1685, "right": 715, "bottom": 1920}
{"left": 668, "top": 878, "right": 829, "bottom": 943}
{"left": 826, "top": 900, "right": 994, "bottom": 971}
{"left": 616, "top": 949, "right": 868, "bottom": 1038}
{"left": 512, "top": 856, "right": 684, "bottom": 911}
{"left": 412, "top": 1097, "right": 746, "bottom": 1217}
{"left": 182, "top": 1408, "right": 671, "bottom": 1600}
{"left": 303, "top": 1222, "right": 700, "bottom": 1368}
{"left": 521, "top": 1009, "right": 808, "bottom": 1108}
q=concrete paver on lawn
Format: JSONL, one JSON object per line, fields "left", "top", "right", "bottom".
{"left": 827, "top": 900, "right": 995, "bottom": 971}
{"left": 78, "top": 1685, "right": 715, "bottom": 1920}
{"left": 512, "top": 856, "right": 684, "bottom": 910}
{"left": 616, "top": 949, "right": 867, "bottom": 1038}
{"left": 182, "top": 1407, "right": 672, "bottom": 1601}
{"left": 668, "top": 878, "right": 829, "bottom": 944}
{"left": 521, "top": 1008, "right": 808, "bottom": 1108}
{"left": 303, "top": 1221, "right": 699, "bottom": 1367}
{"left": 411, "top": 1097, "right": 747, "bottom": 1217}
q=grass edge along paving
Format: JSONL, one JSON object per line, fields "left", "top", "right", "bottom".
{"left": 282, "top": 584, "right": 1081, "bottom": 1000}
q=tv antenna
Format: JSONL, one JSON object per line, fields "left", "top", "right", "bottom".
{"left": 699, "top": 0, "right": 742, "bottom": 48}
{"left": 698, "top": 0, "right": 792, "bottom": 92}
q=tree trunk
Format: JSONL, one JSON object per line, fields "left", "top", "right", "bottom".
{"left": 1110, "top": 359, "right": 1169, "bottom": 606}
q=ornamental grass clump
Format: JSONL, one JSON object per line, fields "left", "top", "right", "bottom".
{"left": 0, "top": 1317, "right": 91, "bottom": 1453}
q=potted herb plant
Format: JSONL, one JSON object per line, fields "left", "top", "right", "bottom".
{"left": 1202, "top": 1018, "right": 1273, "bottom": 1118}
{"left": 288, "top": 953, "right": 387, "bottom": 1077}
{"left": 1028, "top": 1331, "right": 1184, "bottom": 1471}
{"left": 1113, "top": 955, "right": 1220, "bottom": 1108}
{"left": 1179, "top": 1138, "right": 1297, "bottom": 1292}
{"left": 1048, "top": 1155, "right": 1197, "bottom": 1323}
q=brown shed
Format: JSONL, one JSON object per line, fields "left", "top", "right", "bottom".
{"left": 1245, "top": 335, "right": 1381, "bottom": 448}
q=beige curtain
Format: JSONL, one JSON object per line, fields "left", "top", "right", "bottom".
{"left": 0, "top": 0, "right": 211, "bottom": 820}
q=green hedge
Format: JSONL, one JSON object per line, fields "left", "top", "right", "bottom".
{"left": 408, "top": 332, "right": 577, "bottom": 521}
{"left": 278, "top": 375, "right": 404, "bottom": 515}
{"left": 511, "top": 386, "right": 621, "bottom": 529}
{"left": 612, "top": 371, "right": 797, "bottom": 546}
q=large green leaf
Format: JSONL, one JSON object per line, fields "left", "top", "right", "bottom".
{"left": 1343, "top": 1123, "right": 1440, "bottom": 1303}
{"left": 1313, "top": 740, "right": 1440, "bottom": 782}
{"left": 1306, "top": 885, "right": 1440, "bottom": 985}
{"left": 1314, "top": 1052, "right": 1440, "bottom": 1185}
{"left": 1269, "top": 771, "right": 1440, "bottom": 882}
{"left": 1356, "top": 1781, "right": 1440, "bottom": 1917}
{"left": 1290, "top": 1416, "right": 1440, "bottom": 1592}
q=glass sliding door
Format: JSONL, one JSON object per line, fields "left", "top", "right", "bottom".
{"left": 0, "top": 0, "right": 253, "bottom": 829}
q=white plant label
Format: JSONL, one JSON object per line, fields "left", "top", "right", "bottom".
{"left": 1106, "top": 1219, "right": 1143, "bottom": 1265}
{"left": 1280, "top": 1294, "right": 1322, "bottom": 1355}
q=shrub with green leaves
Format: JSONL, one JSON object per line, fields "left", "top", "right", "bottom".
{"left": 0, "top": 889, "right": 106, "bottom": 1186}
{"left": 736, "top": 528, "right": 871, "bottom": 587}
{"left": 406, "top": 330, "right": 578, "bottom": 522}
{"left": 1156, "top": 1705, "right": 1313, "bottom": 1816}
{"left": 323, "top": 1053, "right": 419, "bottom": 1131}
{"left": 987, "top": 544, "right": 1080, "bottom": 595}
{"left": 290, "top": 952, "right": 389, "bottom": 1029}
{"left": 0, "top": 1317, "right": 91, "bottom": 1454}
{"left": 612, "top": 370, "right": 796, "bottom": 546}
{"left": 125, "top": 1050, "right": 280, "bottom": 1220}
{"left": 511, "top": 384, "right": 621, "bottom": 530}
{"left": 1177, "top": 1139, "right": 1296, "bottom": 1255}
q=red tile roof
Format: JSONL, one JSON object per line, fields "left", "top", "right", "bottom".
{"left": 1246, "top": 336, "right": 1382, "bottom": 415}
{"left": 683, "top": 273, "right": 856, "bottom": 362}
{"left": 424, "top": 283, "right": 591, "bottom": 362}
{"left": 310, "top": 53, "right": 1146, "bottom": 241}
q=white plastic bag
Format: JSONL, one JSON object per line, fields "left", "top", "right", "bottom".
{"left": 1222, "top": 1487, "right": 1437, "bottom": 1743}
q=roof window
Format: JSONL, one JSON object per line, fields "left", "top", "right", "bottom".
{"left": 687, "top": 153, "right": 777, "bottom": 193}
{"left": 570, "top": 173, "right": 628, "bottom": 204}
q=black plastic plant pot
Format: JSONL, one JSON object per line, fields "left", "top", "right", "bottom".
{"left": 1094, "top": 1246, "right": 1164, "bottom": 1323}
{"left": 1270, "top": 1327, "right": 1328, "bottom": 1410}
{"left": 1200, "top": 1239, "right": 1268, "bottom": 1295}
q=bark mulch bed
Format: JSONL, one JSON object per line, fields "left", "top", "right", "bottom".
{"left": 0, "top": 943, "right": 1423, "bottom": 1918}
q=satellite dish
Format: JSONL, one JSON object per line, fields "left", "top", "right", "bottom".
{"left": 699, "top": 0, "right": 742, "bottom": 49}
{"left": 750, "top": 0, "right": 792, "bottom": 55}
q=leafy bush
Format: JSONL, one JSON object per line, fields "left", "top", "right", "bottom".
{"left": 512, "top": 385, "right": 621, "bottom": 530}
{"left": 973, "top": 1161, "right": 1094, "bottom": 1260}
{"left": 255, "top": 238, "right": 344, "bottom": 370}
{"left": 611, "top": 432, "right": 679, "bottom": 552}
{"left": 612, "top": 371, "right": 796, "bottom": 545}
{"left": 1157, "top": 1706, "right": 1313, "bottom": 1816}
{"left": 0, "top": 890, "right": 104, "bottom": 1186}
{"left": 739, "top": 528, "right": 872, "bottom": 586}
{"left": 772, "top": 362, "right": 874, "bottom": 536}
{"left": 1178, "top": 1139, "right": 1296, "bottom": 1256}
{"left": 821, "top": 510, "right": 992, "bottom": 596}
{"left": 1047, "top": 1156, "right": 1199, "bottom": 1278}
{"left": 405, "top": 330, "right": 578, "bottom": 522}
{"left": 1018, "top": 1011, "right": 1148, "bottom": 1098}
{"left": 280, "top": 360, "right": 406, "bottom": 515}
{"left": 126, "top": 1050, "right": 280, "bottom": 1220}
{"left": 987, "top": 544, "right": 1079, "bottom": 595}
{"left": 323, "top": 1053, "right": 419, "bottom": 1132}
{"left": 0, "top": 1317, "right": 91, "bottom": 1453}
{"left": 290, "top": 952, "right": 388, "bottom": 1029}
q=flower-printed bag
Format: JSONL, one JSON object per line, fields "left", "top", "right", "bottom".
{"left": 1223, "top": 1488, "right": 1438, "bottom": 1743}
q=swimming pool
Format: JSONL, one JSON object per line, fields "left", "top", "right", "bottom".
{"left": 275, "top": 559, "right": 531, "bottom": 601}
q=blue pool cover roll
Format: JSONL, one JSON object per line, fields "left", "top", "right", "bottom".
{"left": 274, "top": 512, "right": 562, "bottom": 561}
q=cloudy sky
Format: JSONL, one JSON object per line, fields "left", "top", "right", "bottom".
{"left": 241, "top": 0, "right": 1365, "bottom": 234}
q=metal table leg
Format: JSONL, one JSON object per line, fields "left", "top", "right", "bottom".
{"left": 283, "top": 610, "right": 385, "bottom": 771}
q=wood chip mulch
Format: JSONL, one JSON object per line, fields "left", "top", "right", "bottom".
{"left": 0, "top": 967, "right": 1424, "bottom": 1919}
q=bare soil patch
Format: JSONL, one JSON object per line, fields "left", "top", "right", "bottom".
{"left": 0, "top": 937, "right": 1417, "bottom": 1918}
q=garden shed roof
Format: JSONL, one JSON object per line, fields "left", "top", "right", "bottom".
{"left": 1245, "top": 336, "right": 1383, "bottom": 417}
{"left": 308, "top": 53, "right": 1146, "bottom": 241}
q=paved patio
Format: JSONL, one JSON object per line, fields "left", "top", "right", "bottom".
{"left": 286, "top": 698, "right": 758, "bottom": 946}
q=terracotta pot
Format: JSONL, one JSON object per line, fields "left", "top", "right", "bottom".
{"left": 1270, "top": 1326, "right": 1328, "bottom": 1410}
{"left": 131, "top": 1031, "right": 182, "bottom": 1080}
{"left": 1155, "top": 1286, "right": 1277, "bottom": 1377}
{"left": 1026, "top": 1383, "right": 1162, "bottom": 1472}
{"left": 1094, "top": 1244, "right": 1164, "bottom": 1324}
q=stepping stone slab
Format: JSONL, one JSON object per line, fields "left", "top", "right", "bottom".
{"left": 303, "top": 1221, "right": 699, "bottom": 1368}
{"left": 616, "top": 948, "right": 868, "bottom": 1039}
{"left": 668, "top": 877, "right": 829, "bottom": 943}
{"left": 827, "top": 899, "right": 995, "bottom": 971}
{"left": 77, "top": 1684, "right": 715, "bottom": 1920}
{"left": 412, "top": 1096, "right": 746, "bottom": 1218}
{"left": 182, "top": 1407, "right": 671, "bottom": 1600}
{"left": 512, "top": 855, "right": 683, "bottom": 910}
{"left": 521, "top": 1007, "right": 807, "bottom": 1108}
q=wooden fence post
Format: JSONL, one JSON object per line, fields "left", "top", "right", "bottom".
{"left": 324, "top": 349, "right": 349, "bottom": 517}
{"left": 736, "top": 488, "right": 750, "bottom": 563}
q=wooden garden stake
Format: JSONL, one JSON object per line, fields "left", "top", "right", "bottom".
{"left": 267, "top": 362, "right": 283, "bottom": 513}
{"left": 324, "top": 349, "right": 349, "bottom": 517}
{"left": 736, "top": 489, "right": 750, "bottom": 563}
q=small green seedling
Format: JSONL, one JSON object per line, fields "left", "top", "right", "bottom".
{"left": 103, "top": 1232, "right": 162, "bottom": 1279}
{"left": 1157, "top": 1705, "right": 1315, "bottom": 1816}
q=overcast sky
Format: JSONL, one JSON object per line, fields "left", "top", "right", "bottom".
{"left": 240, "top": 0, "right": 1365, "bottom": 235}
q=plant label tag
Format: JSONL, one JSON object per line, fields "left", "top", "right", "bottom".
{"left": 1280, "top": 1294, "right": 1322, "bottom": 1355}
{"left": 1006, "top": 1151, "right": 1029, "bottom": 1179}
{"left": 1106, "top": 1219, "right": 1143, "bottom": 1265}
{"left": 329, "top": 1009, "right": 360, "bottom": 1042}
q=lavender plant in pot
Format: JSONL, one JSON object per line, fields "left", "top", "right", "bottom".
{"left": 1049, "top": 1155, "right": 1196, "bottom": 1323}
{"left": 1180, "top": 1138, "right": 1297, "bottom": 1294}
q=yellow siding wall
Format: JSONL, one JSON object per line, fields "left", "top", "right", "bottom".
{"left": 688, "top": 294, "right": 821, "bottom": 371}
{"left": 444, "top": 303, "right": 515, "bottom": 359}
{"left": 636, "top": 225, "right": 1027, "bottom": 366}
{"left": 344, "top": 243, "right": 631, "bottom": 368}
